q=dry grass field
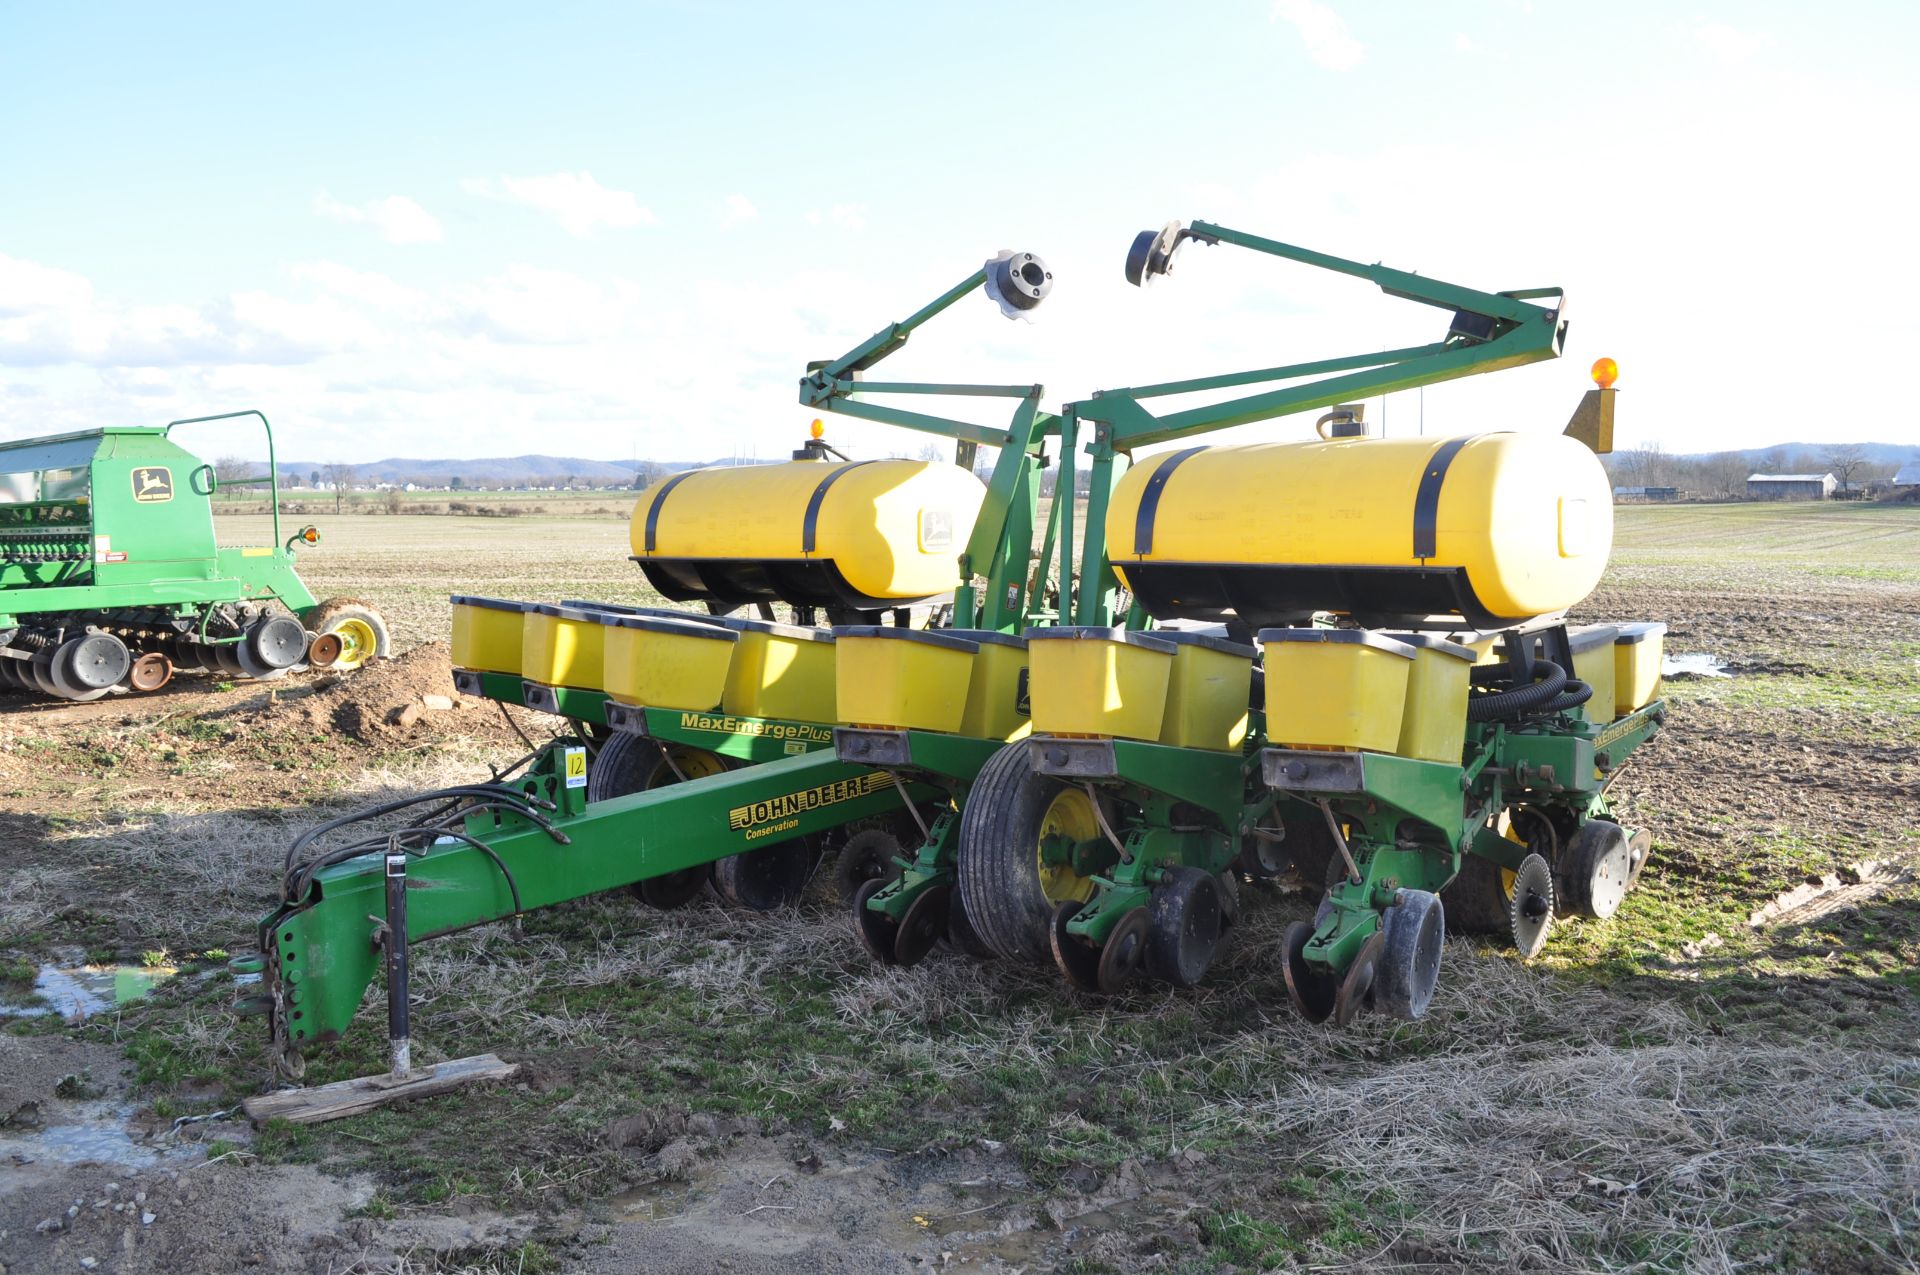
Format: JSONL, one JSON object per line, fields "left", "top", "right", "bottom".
{"left": 1, "top": 501, "right": 1916, "bottom": 1274}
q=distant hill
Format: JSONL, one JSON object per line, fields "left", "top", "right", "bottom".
{"left": 272, "top": 455, "right": 713, "bottom": 488}
{"left": 1669, "top": 441, "right": 1919, "bottom": 465}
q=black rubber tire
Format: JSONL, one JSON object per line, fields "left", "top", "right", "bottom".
{"left": 956, "top": 741, "right": 1090, "bottom": 965}
{"left": 587, "top": 730, "right": 662, "bottom": 802}
{"left": 299, "top": 597, "right": 392, "bottom": 666}
{"left": 712, "top": 841, "right": 812, "bottom": 912}
{"left": 1442, "top": 852, "right": 1512, "bottom": 935}
{"left": 1144, "top": 866, "right": 1223, "bottom": 988}
{"left": 1282, "top": 920, "right": 1338, "bottom": 1024}
{"left": 833, "top": 828, "right": 905, "bottom": 902}
{"left": 1375, "top": 889, "right": 1445, "bottom": 1021}
{"left": 946, "top": 889, "right": 995, "bottom": 961}
{"left": 56, "top": 632, "right": 130, "bottom": 692}
{"left": 246, "top": 615, "right": 309, "bottom": 672}
{"left": 1563, "top": 820, "right": 1633, "bottom": 920}
{"left": 588, "top": 732, "right": 714, "bottom": 910}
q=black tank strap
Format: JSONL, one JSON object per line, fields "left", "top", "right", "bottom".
{"left": 642, "top": 471, "right": 698, "bottom": 553}
{"left": 1133, "top": 446, "right": 1207, "bottom": 556}
{"left": 803, "top": 462, "right": 875, "bottom": 554}
{"left": 1412, "top": 437, "right": 1472, "bottom": 560}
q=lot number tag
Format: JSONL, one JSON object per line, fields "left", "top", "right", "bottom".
{"left": 564, "top": 747, "right": 588, "bottom": 788}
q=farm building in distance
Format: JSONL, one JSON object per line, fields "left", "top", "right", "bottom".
{"left": 1894, "top": 462, "right": 1920, "bottom": 494}
{"left": 1614, "top": 485, "right": 1680, "bottom": 502}
{"left": 1747, "top": 472, "right": 1836, "bottom": 501}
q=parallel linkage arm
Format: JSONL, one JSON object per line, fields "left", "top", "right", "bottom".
{"left": 1074, "top": 220, "right": 1569, "bottom": 448}
{"left": 796, "top": 255, "right": 1063, "bottom": 628}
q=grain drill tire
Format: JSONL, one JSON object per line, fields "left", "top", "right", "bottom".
{"left": 956, "top": 741, "right": 1098, "bottom": 966}
{"left": 300, "top": 597, "right": 391, "bottom": 671}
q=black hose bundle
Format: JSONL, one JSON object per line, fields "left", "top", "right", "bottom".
{"left": 279, "top": 779, "right": 568, "bottom": 910}
{"left": 1467, "top": 659, "right": 1572, "bottom": 722}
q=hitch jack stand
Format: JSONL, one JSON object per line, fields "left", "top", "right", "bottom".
{"left": 383, "top": 852, "right": 412, "bottom": 1078}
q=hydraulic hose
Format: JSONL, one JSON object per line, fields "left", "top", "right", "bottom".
{"left": 1466, "top": 659, "right": 1568, "bottom": 723}
{"left": 1541, "top": 679, "right": 1594, "bottom": 715}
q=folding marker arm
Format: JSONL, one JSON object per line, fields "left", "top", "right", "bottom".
{"left": 1076, "top": 220, "right": 1569, "bottom": 449}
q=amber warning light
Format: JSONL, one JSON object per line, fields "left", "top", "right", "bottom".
{"left": 1591, "top": 357, "right": 1618, "bottom": 389}
{"left": 810, "top": 419, "right": 826, "bottom": 439}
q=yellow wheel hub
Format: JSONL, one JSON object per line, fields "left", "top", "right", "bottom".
{"left": 329, "top": 618, "right": 379, "bottom": 671}
{"left": 650, "top": 747, "right": 726, "bottom": 787}
{"left": 1035, "top": 787, "right": 1098, "bottom": 905}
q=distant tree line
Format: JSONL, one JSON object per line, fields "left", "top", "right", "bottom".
{"left": 1606, "top": 442, "right": 1897, "bottom": 498}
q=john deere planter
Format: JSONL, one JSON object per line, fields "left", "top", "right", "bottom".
{"left": 246, "top": 224, "right": 1663, "bottom": 1082}
{"left": 0, "top": 410, "right": 389, "bottom": 700}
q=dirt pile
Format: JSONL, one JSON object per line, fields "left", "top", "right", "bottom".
{"left": 247, "top": 642, "right": 488, "bottom": 744}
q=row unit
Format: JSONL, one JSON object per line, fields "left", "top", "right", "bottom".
{"left": 450, "top": 596, "right": 1664, "bottom": 766}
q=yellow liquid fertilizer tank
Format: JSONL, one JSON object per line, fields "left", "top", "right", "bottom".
{"left": 1107, "top": 431, "right": 1613, "bottom": 629}
{"left": 631, "top": 458, "right": 986, "bottom": 611}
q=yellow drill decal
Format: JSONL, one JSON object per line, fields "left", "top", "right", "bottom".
{"left": 677, "top": 711, "right": 833, "bottom": 745}
{"left": 728, "top": 771, "right": 890, "bottom": 840}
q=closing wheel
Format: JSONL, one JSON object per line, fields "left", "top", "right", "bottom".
{"left": 1145, "top": 866, "right": 1223, "bottom": 988}
{"left": 1563, "top": 821, "right": 1632, "bottom": 919}
{"left": 833, "top": 828, "right": 905, "bottom": 902}
{"left": 1375, "top": 889, "right": 1445, "bottom": 1021}
{"left": 956, "top": 742, "right": 1101, "bottom": 965}
{"left": 1282, "top": 921, "right": 1338, "bottom": 1023}
{"left": 1049, "top": 901, "right": 1103, "bottom": 992}
{"left": 1509, "top": 852, "right": 1555, "bottom": 960}
{"left": 713, "top": 840, "right": 812, "bottom": 911}
{"left": 853, "top": 878, "right": 900, "bottom": 966}
{"left": 894, "top": 883, "right": 949, "bottom": 967}
{"left": 1097, "top": 907, "right": 1150, "bottom": 994}
{"left": 1335, "top": 930, "right": 1386, "bottom": 1028}
{"left": 300, "top": 598, "right": 391, "bottom": 671}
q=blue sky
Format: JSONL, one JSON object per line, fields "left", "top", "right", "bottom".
{"left": 3, "top": 2, "right": 1915, "bottom": 464}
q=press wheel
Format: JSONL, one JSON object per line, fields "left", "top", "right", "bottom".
{"left": 1509, "top": 853, "right": 1555, "bottom": 960}
{"left": 1282, "top": 921, "right": 1338, "bottom": 1023}
{"left": 1375, "top": 889, "right": 1444, "bottom": 1021}
{"left": 126, "top": 651, "right": 173, "bottom": 693}
{"left": 1145, "top": 866, "right": 1222, "bottom": 988}
{"left": 590, "top": 732, "right": 728, "bottom": 911}
{"left": 1563, "top": 821, "right": 1632, "bottom": 920}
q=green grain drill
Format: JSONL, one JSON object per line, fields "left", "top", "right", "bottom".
{"left": 0, "top": 410, "right": 389, "bottom": 701}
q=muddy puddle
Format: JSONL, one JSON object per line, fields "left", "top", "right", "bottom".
{"left": 0, "top": 1099, "right": 206, "bottom": 1174}
{"left": 2, "top": 949, "right": 257, "bottom": 1021}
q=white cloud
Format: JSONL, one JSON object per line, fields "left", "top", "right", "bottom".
{"left": 288, "top": 262, "right": 438, "bottom": 319}
{"left": 313, "top": 192, "right": 445, "bottom": 244}
{"left": 1270, "top": 0, "right": 1364, "bottom": 71}
{"left": 807, "top": 204, "right": 869, "bottom": 233}
{"left": 462, "top": 171, "right": 656, "bottom": 237}
{"left": 1695, "top": 21, "right": 1771, "bottom": 64}
{"left": 718, "top": 194, "right": 758, "bottom": 229}
{"left": 1454, "top": 33, "right": 1479, "bottom": 55}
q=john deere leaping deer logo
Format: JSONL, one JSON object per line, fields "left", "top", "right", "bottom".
{"left": 131, "top": 467, "right": 173, "bottom": 503}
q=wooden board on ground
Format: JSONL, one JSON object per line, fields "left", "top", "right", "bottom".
{"left": 242, "top": 1054, "right": 519, "bottom": 1126}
